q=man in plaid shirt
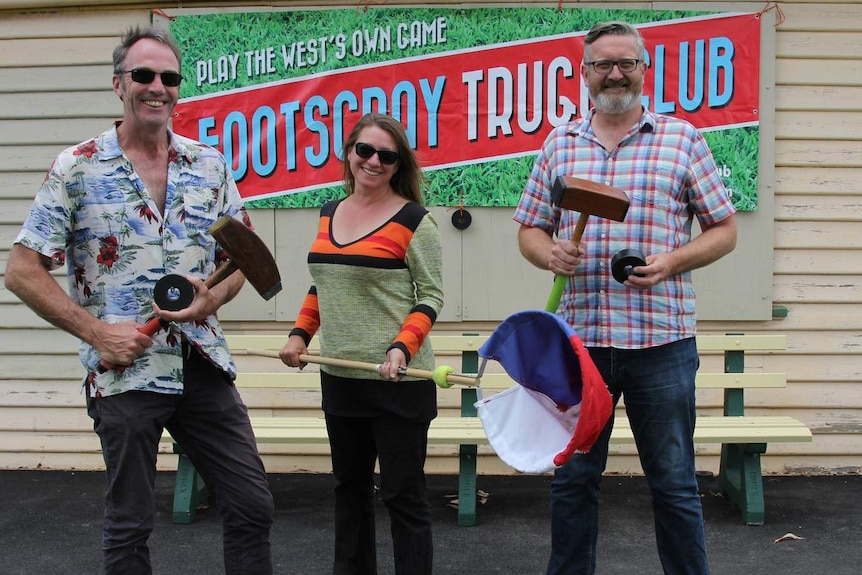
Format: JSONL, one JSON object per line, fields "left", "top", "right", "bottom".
{"left": 515, "top": 21, "right": 737, "bottom": 575}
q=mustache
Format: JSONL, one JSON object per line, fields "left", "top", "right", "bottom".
{"left": 602, "top": 80, "right": 630, "bottom": 89}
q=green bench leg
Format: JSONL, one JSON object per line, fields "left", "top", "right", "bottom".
{"left": 457, "top": 340, "right": 481, "bottom": 527}
{"left": 172, "top": 444, "right": 209, "bottom": 524}
{"left": 717, "top": 442, "right": 767, "bottom": 526}
{"left": 457, "top": 445, "right": 478, "bottom": 526}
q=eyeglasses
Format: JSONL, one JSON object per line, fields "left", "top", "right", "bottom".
{"left": 118, "top": 68, "right": 184, "bottom": 87}
{"left": 354, "top": 142, "right": 399, "bottom": 165}
{"left": 585, "top": 59, "right": 642, "bottom": 74}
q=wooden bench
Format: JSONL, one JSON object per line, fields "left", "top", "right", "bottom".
{"left": 162, "top": 333, "right": 811, "bottom": 527}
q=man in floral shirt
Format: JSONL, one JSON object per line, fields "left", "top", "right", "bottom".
{"left": 4, "top": 27, "right": 273, "bottom": 575}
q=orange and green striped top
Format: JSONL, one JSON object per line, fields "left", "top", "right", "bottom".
{"left": 290, "top": 199, "right": 444, "bottom": 380}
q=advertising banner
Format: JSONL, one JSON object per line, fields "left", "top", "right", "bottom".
{"left": 170, "top": 7, "right": 761, "bottom": 210}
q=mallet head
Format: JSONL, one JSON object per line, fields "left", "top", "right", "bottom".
{"left": 551, "top": 176, "right": 630, "bottom": 222}
{"left": 209, "top": 216, "right": 282, "bottom": 300}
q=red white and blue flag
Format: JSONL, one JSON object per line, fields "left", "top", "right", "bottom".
{"left": 475, "top": 311, "right": 614, "bottom": 473}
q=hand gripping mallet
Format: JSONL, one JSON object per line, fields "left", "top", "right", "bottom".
{"left": 544, "top": 176, "right": 630, "bottom": 312}
{"left": 242, "top": 349, "right": 481, "bottom": 389}
{"left": 99, "top": 216, "right": 282, "bottom": 371}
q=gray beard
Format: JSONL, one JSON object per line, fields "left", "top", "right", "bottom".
{"left": 592, "top": 90, "right": 641, "bottom": 115}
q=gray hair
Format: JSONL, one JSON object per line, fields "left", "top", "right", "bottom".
{"left": 112, "top": 26, "right": 182, "bottom": 74}
{"left": 583, "top": 21, "right": 645, "bottom": 62}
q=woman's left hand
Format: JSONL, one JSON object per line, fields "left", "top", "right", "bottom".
{"left": 378, "top": 348, "right": 407, "bottom": 381}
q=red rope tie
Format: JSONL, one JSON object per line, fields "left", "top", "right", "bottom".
{"left": 757, "top": 2, "right": 786, "bottom": 27}
{"left": 151, "top": 8, "right": 175, "bottom": 21}
{"left": 356, "top": 0, "right": 388, "bottom": 13}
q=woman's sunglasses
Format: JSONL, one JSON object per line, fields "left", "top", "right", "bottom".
{"left": 354, "top": 142, "right": 399, "bottom": 165}
{"left": 119, "top": 68, "right": 184, "bottom": 87}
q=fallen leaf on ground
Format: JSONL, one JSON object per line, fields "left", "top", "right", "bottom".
{"left": 774, "top": 533, "right": 804, "bottom": 544}
{"left": 444, "top": 490, "right": 490, "bottom": 509}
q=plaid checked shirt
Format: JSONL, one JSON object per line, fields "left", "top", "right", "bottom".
{"left": 514, "top": 108, "right": 736, "bottom": 349}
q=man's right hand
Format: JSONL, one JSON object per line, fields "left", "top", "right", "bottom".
{"left": 96, "top": 321, "right": 153, "bottom": 368}
{"left": 549, "top": 239, "right": 585, "bottom": 276}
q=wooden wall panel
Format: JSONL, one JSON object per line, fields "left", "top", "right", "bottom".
{"left": 775, "top": 140, "right": 862, "bottom": 167}
{"left": 776, "top": 85, "right": 862, "bottom": 112}
{"left": 775, "top": 221, "right": 862, "bottom": 249}
{"left": 776, "top": 195, "right": 862, "bottom": 221}
{"left": 1, "top": 172, "right": 45, "bottom": 200}
{"left": 0, "top": 65, "right": 112, "bottom": 93}
{"left": 0, "top": 8, "right": 147, "bottom": 37}
{"left": 741, "top": 303, "right": 862, "bottom": 328}
{"left": 0, "top": 144, "right": 64, "bottom": 171}
{"left": 0, "top": 1, "right": 859, "bottom": 476}
{"left": 459, "top": 208, "right": 550, "bottom": 320}
{"left": 778, "top": 2, "right": 862, "bottom": 30}
{"left": 0, "top": 119, "right": 120, "bottom": 146}
{"left": 775, "top": 166, "right": 859, "bottom": 194}
{"left": 775, "top": 111, "right": 862, "bottom": 140}
{"left": 2, "top": 304, "right": 57, "bottom": 328}
{"left": 218, "top": 209, "right": 279, "bottom": 321}
{"left": 1, "top": 198, "right": 37, "bottom": 224}
{"left": 776, "top": 58, "right": 862, "bottom": 86}
{"left": 0, "top": 37, "right": 117, "bottom": 67}
{"left": 777, "top": 32, "right": 862, "bottom": 58}
{"left": 0, "top": 381, "right": 83, "bottom": 407}
{"left": 0, "top": 92, "right": 121, "bottom": 119}
{"left": 0, "top": 327, "right": 80, "bottom": 353}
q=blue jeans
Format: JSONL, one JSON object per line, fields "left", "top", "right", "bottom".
{"left": 547, "top": 338, "right": 709, "bottom": 575}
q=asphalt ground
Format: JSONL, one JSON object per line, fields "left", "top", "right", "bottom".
{"left": 1, "top": 470, "right": 859, "bottom": 574}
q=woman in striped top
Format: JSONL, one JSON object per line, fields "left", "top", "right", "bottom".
{"left": 280, "top": 113, "right": 444, "bottom": 575}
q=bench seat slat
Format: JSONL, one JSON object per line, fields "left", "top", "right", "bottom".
{"left": 226, "top": 334, "right": 788, "bottom": 354}
{"left": 162, "top": 415, "right": 811, "bottom": 447}
{"left": 233, "top": 372, "right": 787, "bottom": 390}
{"left": 694, "top": 334, "right": 786, "bottom": 351}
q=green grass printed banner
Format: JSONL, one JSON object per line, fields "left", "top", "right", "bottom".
{"left": 169, "top": 7, "right": 760, "bottom": 211}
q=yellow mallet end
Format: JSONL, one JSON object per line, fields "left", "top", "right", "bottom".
{"left": 433, "top": 365, "right": 455, "bottom": 388}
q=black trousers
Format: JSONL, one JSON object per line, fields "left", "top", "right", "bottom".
{"left": 87, "top": 344, "right": 274, "bottom": 575}
{"left": 325, "top": 412, "right": 433, "bottom": 575}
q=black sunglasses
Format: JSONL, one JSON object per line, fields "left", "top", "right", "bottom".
{"left": 354, "top": 142, "right": 399, "bottom": 165}
{"left": 119, "top": 68, "right": 184, "bottom": 87}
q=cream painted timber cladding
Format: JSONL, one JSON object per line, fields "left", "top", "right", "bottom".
{"left": 0, "top": 2, "right": 860, "bottom": 475}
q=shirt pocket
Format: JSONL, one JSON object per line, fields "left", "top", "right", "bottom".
{"left": 181, "top": 187, "right": 220, "bottom": 245}
{"left": 629, "top": 168, "right": 676, "bottom": 207}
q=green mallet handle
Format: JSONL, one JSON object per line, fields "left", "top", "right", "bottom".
{"left": 544, "top": 212, "right": 588, "bottom": 312}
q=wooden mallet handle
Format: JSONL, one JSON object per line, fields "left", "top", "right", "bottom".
{"left": 545, "top": 177, "right": 629, "bottom": 313}
{"left": 244, "top": 349, "right": 481, "bottom": 388}
{"left": 100, "top": 259, "right": 245, "bottom": 370}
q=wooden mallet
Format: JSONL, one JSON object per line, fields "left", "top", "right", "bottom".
{"left": 545, "top": 176, "right": 630, "bottom": 312}
{"left": 99, "top": 216, "right": 282, "bottom": 371}
{"left": 242, "top": 349, "right": 481, "bottom": 389}
{"left": 143, "top": 215, "right": 282, "bottom": 336}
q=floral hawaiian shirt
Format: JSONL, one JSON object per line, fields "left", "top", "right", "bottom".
{"left": 15, "top": 123, "right": 250, "bottom": 397}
